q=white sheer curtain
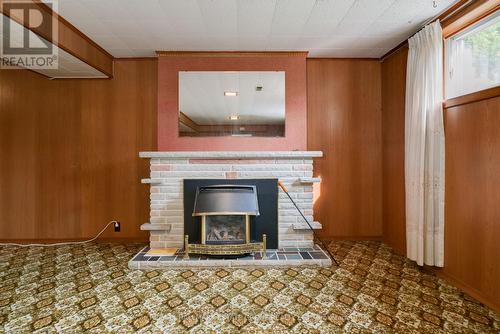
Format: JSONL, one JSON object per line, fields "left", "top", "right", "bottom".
{"left": 405, "top": 20, "right": 445, "bottom": 267}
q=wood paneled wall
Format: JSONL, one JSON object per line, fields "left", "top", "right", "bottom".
{"left": 444, "top": 96, "right": 500, "bottom": 312}
{"left": 307, "top": 59, "right": 383, "bottom": 239}
{"left": 0, "top": 59, "right": 157, "bottom": 241}
{"left": 381, "top": 47, "right": 408, "bottom": 255}
{"left": 381, "top": 49, "right": 500, "bottom": 312}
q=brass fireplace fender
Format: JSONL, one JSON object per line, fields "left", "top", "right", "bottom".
{"left": 183, "top": 234, "right": 267, "bottom": 259}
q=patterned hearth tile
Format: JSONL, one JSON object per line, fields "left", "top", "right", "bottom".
{"left": 0, "top": 241, "right": 498, "bottom": 333}
{"left": 129, "top": 245, "right": 333, "bottom": 269}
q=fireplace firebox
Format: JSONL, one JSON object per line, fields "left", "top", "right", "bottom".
{"left": 184, "top": 185, "right": 268, "bottom": 258}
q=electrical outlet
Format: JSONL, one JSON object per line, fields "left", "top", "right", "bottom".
{"left": 114, "top": 221, "right": 121, "bottom": 232}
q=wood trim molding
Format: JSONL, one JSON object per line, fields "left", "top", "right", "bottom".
{"left": 320, "top": 236, "right": 383, "bottom": 241}
{"left": 51, "top": 10, "right": 113, "bottom": 59}
{"left": 423, "top": 266, "right": 500, "bottom": 313}
{"left": 114, "top": 57, "right": 157, "bottom": 61}
{"left": 179, "top": 111, "right": 201, "bottom": 132}
{"left": 26, "top": 68, "right": 52, "bottom": 79}
{"left": 0, "top": 0, "right": 114, "bottom": 78}
{"left": 444, "top": 86, "right": 500, "bottom": 109}
{"left": 0, "top": 237, "right": 148, "bottom": 244}
{"left": 441, "top": 0, "right": 500, "bottom": 38}
{"left": 380, "top": 40, "right": 409, "bottom": 61}
{"left": 436, "top": 0, "right": 472, "bottom": 22}
{"left": 308, "top": 57, "right": 379, "bottom": 61}
{"left": 156, "top": 51, "right": 308, "bottom": 57}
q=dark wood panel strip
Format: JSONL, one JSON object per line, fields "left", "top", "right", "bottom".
{"left": 444, "top": 86, "right": 500, "bottom": 109}
{"left": 0, "top": 0, "right": 114, "bottom": 78}
{"left": 156, "top": 51, "right": 308, "bottom": 57}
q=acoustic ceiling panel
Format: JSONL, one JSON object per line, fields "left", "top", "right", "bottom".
{"left": 54, "top": 0, "right": 458, "bottom": 58}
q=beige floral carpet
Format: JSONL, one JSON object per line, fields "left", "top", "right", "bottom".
{"left": 0, "top": 241, "right": 498, "bottom": 333}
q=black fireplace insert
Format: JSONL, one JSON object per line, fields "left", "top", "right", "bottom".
{"left": 184, "top": 179, "right": 279, "bottom": 249}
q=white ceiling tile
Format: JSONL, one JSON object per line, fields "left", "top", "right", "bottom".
{"left": 130, "top": 49, "right": 157, "bottom": 57}
{"left": 50, "top": 0, "right": 459, "bottom": 58}
{"left": 302, "top": 0, "right": 355, "bottom": 36}
{"left": 334, "top": 0, "right": 397, "bottom": 34}
{"left": 158, "top": 0, "right": 204, "bottom": 21}
{"left": 367, "top": 48, "right": 391, "bottom": 58}
{"left": 270, "top": 0, "right": 316, "bottom": 36}
{"left": 106, "top": 48, "right": 135, "bottom": 57}
{"left": 265, "top": 36, "right": 300, "bottom": 50}
{"left": 236, "top": 36, "right": 268, "bottom": 50}
{"left": 295, "top": 36, "right": 359, "bottom": 49}
{"left": 58, "top": 0, "right": 95, "bottom": 20}
{"left": 118, "top": 0, "right": 166, "bottom": 20}
{"left": 352, "top": 36, "right": 406, "bottom": 49}
{"left": 237, "top": 0, "right": 276, "bottom": 36}
{"left": 364, "top": 20, "right": 416, "bottom": 37}
{"left": 68, "top": 19, "right": 111, "bottom": 37}
{"left": 198, "top": 0, "right": 238, "bottom": 36}
{"left": 83, "top": 0, "right": 131, "bottom": 19}
{"left": 376, "top": 0, "right": 428, "bottom": 22}
{"left": 90, "top": 35, "right": 130, "bottom": 50}
{"left": 341, "top": 0, "right": 397, "bottom": 21}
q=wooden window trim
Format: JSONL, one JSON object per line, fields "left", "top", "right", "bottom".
{"left": 442, "top": 1, "right": 500, "bottom": 107}
{"left": 444, "top": 86, "right": 500, "bottom": 109}
{"left": 441, "top": 0, "right": 499, "bottom": 38}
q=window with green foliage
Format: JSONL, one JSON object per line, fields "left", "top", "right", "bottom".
{"left": 445, "top": 11, "right": 499, "bottom": 99}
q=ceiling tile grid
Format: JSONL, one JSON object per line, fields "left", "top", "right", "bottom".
{"left": 52, "top": 0, "right": 457, "bottom": 58}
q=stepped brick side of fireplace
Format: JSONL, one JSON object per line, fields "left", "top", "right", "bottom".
{"left": 141, "top": 151, "right": 322, "bottom": 250}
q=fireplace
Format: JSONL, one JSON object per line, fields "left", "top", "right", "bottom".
{"left": 130, "top": 151, "right": 332, "bottom": 269}
{"left": 184, "top": 181, "right": 279, "bottom": 257}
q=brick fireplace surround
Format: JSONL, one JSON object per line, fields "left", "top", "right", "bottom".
{"left": 129, "top": 151, "right": 331, "bottom": 268}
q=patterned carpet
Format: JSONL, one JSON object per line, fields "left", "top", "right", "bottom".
{"left": 0, "top": 241, "right": 498, "bottom": 333}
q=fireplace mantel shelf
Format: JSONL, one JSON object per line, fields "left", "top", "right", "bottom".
{"left": 139, "top": 151, "right": 323, "bottom": 159}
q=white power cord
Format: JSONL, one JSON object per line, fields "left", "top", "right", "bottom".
{"left": 0, "top": 221, "right": 120, "bottom": 247}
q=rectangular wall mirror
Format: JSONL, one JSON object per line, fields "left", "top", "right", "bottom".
{"left": 179, "top": 71, "right": 285, "bottom": 137}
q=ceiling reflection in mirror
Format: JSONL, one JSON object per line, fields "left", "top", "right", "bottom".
{"left": 179, "top": 71, "right": 285, "bottom": 137}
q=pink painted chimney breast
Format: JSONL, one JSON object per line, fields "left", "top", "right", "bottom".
{"left": 157, "top": 53, "right": 307, "bottom": 151}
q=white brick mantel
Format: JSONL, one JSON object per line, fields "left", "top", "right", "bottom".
{"left": 140, "top": 151, "right": 323, "bottom": 250}
{"left": 139, "top": 151, "right": 323, "bottom": 159}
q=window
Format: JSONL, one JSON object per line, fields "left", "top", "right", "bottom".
{"left": 445, "top": 11, "right": 500, "bottom": 99}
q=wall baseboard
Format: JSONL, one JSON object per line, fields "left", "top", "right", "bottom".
{"left": 423, "top": 266, "right": 500, "bottom": 314}
{"left": 320, "top": 235, "right": 383, "bottom": 241}
{"left": 0, "top": 237, "right": 148, "bottom": 244}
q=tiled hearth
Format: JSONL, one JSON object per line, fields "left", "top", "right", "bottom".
{"left": 128, "top": 244, "right": 331, "bottom": 269}
{"left": 130, "top": 151, "right": 330, "bottom": 268}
